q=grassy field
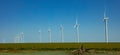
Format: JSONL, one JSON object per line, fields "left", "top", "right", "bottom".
{"left": 0, "top": 51, "right": 72, "bottom": 55}
{"left": 0, "top": 42, "right": 120, "bottom": 50}
{"left": 0, "top": 50, "right": 120, "bottom": 55}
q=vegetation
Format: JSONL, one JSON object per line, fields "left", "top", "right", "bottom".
{"left": 0, "top": 42, "right": 120, "bottom": 50}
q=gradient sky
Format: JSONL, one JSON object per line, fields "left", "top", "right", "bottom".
{"left": 0, "top": 0, "right": 120, "bottom": 43}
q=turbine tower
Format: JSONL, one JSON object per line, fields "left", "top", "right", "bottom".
{"left": 60, "top": 25, "right": 64, "bottom": 42}
{"left": 104, "top": 9, "right": 109, "bottom": 43}
{"left": 74, "top": 16, "right": 79, "bottom": 42}
{"left": 38, "top": 30, "right": 41, "bottom": 42}
{"left": 48, "top": 28, "right": 51, "bottom": 43}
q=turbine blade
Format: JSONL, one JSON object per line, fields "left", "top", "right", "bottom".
{"left": 48, "top": 29, "right": 51, "bottom": 32}
{"left": 39, "top": 30, "right": 41, "bottom": 33}
{"left": 74, "top": 16, "right": 78, "bottom": 28}
{"left": 76, "top": 16, "right": 78, "bottom": 24}
{"left": 74, "top": 24, "right": 76, "bottom": 28}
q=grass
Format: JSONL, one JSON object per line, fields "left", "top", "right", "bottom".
{"left": 0, "top": 51, "right": 72, "bottom": 55}
{"left": 0, "top": 42, "right": 120, "bottom": 50}
{"left": 0, "top": 42, "right": 120, "bottom": 55}
{"left": 0, "top": 50, "right": 120, "bottom": 55}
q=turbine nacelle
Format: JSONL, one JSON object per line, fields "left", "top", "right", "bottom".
{"left": 60, "top": 25, "right": 63, "bottom": 30}
{"left": 48, "top": 29, "right": 51, "bottom": 32}
{"left": 103, "top": 16, "right": 109, "bottom": 22}
{"left": 74, "top": 24, "right": 79, "bottom": 28}
{"left": 74, "top": 16, "right": 79, "bottom": 28}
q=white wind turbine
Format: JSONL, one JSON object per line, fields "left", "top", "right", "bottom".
{"left": 38, "top": 30, "right": 42, "bottom": 42}
{"left": 48, "top": 28, "right": 52, "bottom": 43}
{"left": 103, "top": 9, "right": 109, "bottom": 43}
{"left": 14, "top": 36, "right": 16, "bottom": 43}
{"left": 74, "top": 16, "right": 79, "bottom": 42}
{"left": 60, "top": 25, "right": 64, "bottom": 42}
{"left": 14, "top": 35, "right": 20, "bottom": 43}
{"left": 14, "top": 35, "right": 17, "bottom": 43}
{"left": 20, "top": 32, "right": 24, "bottom": 43}
{"left": 2, "top": 39, "right": 6, "bottom": 43}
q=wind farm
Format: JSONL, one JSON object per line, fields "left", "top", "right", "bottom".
{"left": 0, "top": 0, "right": 119, "bottom": 43}
{"left": 0, "top": 0, "right": 120, "bottom": 55}
{"left": 0, "top": 8, "right": 119, "bottom": 51}
{"left": 1, "top": 13, "right": 108, "bottom": 43}
{"left": 0, "top": 9, "right": 119, "bottom": 47}
{"left": 14, "top": 32, "right": 24, "bottom": 43}
{"left": 0, "top": 12, "right": 120, "bottom": 50}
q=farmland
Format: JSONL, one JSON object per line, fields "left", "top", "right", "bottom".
{"left": 0, "top": 51, "right": 72, "bottom": 55}
{"left": 0, "top": 42, "right": 120, "bottom": 50}
{"left": 0, "top": 50, "right": 120, "bottom": 55}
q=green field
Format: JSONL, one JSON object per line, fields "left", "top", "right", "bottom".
{"left": 0, "top": 50, "right": 120, "bottom": 55}
{"left": 0, "top": 42, "right": 120, "bottom": 50}
{"left": 0, "top": 51, "right": 72, "bottom": 55}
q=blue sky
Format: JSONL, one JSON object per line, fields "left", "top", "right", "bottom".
{"left": 0, "top": 0, "right": 120, "bottom": 43}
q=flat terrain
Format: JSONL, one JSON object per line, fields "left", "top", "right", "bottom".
{"left": 0, "top": 51, "right": 71, "bottom": 55}
{"left": 0, "top": 42, "right": 120, "bottom": 50}
{"left": 0, "top": 42, "right": 120, "bottom": 55}
{"left": 0, "top": 50, "right": 120, "bottom": 55}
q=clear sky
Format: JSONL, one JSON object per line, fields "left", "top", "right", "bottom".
{"left": 0, "top": 0, "right": 120, "bottom": 43}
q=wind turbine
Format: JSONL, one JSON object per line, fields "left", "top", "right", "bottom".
{"left": 74, "top": 16, "right": 79, "bottom": 42}
{"left": 60, "top": 25, "right": 64, "bottom": 42}
{"left": 14, "top": 35, "right": 17, "bottom": 43}
{"left": 2, "top": 39, "right": 6, "bottom": 43}
{"left": 14, "top": 35, "right": 20, "bottom": 43}
{"left": 38, "top": 30, "right": 42, "bottom": 42}
{"left": 103, "top": 9, "right": 109, "bottom": 43}
{"left": 14, "top": 36, "right": 18, "bottom": 43}
{"left": 14, "top": 36, "right": 16, "bottom": 43}
{"left": 48, "top": 28, "right": 52, "bottom": 43}
{"left": 20, "top": 32, "right": 24, "bottom": 43}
